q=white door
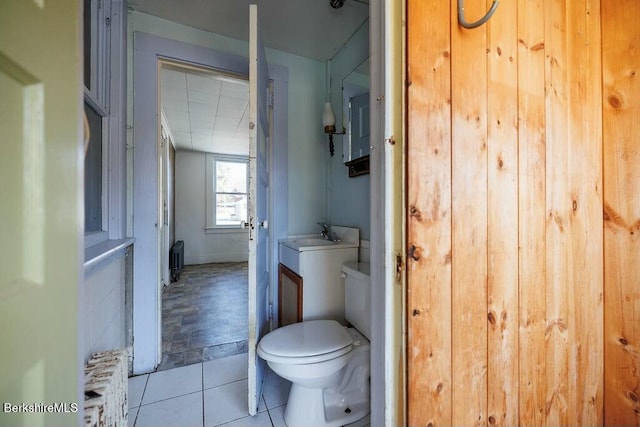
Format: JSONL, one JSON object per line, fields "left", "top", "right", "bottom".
{"left": 0, "top": 2, "right": 82, "bottom": 427}
{"left": 159, "top": 124, "right": 170, "bottom": 288}
{"left": 247, "top": 3, "right": 271, "bottom": 415}
{"left": 157, "top": 124, "right": 168, "bottom": 362}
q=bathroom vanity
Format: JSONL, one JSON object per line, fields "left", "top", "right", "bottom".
{"left": 278, "top": 227, "right": 359, "bottom": 326}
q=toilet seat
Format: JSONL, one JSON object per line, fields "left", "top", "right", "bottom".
{"left": 257, "top": 320, "right": 353, "bottom": 364}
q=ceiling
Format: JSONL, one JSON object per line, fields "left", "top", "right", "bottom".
{"left": 161, "top": 65, "right": 250, "bottom": 155}
{"left": 138, "top": 0, "right": 370, "bottom": 154}
{"left": 128, "top": 0, "right": 369, "bottom": 62}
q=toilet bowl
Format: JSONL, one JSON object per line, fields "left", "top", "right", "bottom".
{"left": 258, "top": 320, "right": 369, "bottom": 427}
{"left": 257, "top": 262, "right": 371, "bottom": 427}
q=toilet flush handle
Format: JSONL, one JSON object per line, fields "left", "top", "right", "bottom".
{"left": 341, "top": 272, "right": 347, "bottom": 279}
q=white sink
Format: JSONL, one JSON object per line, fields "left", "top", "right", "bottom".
{"left": 290, "top": 238, "right": 337, "bottom": 246}
{"left": 278, "top": 227, "right": 360, "bottom": 324}
{"left": 280, "top": 237, "right": 358, "bottom": 252}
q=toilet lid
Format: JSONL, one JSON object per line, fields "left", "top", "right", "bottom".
{"left": 258, "top": 320, "right": 352, "bottom": 359}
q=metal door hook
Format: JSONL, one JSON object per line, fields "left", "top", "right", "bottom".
{"left": 458, "top": 0, "right": 499, "bottom": 29}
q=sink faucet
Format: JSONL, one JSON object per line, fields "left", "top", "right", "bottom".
{"left": 317, "top": 223, "right": 339, "bottom": 242}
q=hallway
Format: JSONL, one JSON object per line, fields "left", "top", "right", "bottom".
{"left": 159, "top": 262, "right": 248, "bottom": 371}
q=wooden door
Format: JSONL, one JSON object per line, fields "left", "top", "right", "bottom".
{"left": 406, "top": 0, "right": 604, "bottom": 425}
{"left": 278, "top": 264, "right": 303, "bottom": 327}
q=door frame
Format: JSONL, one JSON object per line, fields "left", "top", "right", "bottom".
{"left": 132, "top": 32, "right": 288, "bottom": 374}
{"left": 368, "top": 0, "right": 405, "bottom": 425}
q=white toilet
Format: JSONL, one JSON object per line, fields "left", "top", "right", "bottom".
{"left": 257, "top": 262, "right": 371, "bottom": 427}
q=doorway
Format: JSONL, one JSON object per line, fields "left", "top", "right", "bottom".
{"left": 158, "top": 61, "right": 251, "bottom": 370}
{"left": 132, "top": 32, "right": 288, "bottom": 377}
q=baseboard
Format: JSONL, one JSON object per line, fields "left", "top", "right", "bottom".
{"left": 186, "top": 253, "right": 249, "bottom": 264}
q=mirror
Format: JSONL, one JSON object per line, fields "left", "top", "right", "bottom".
{"left": 341, "top": 58, "right": 370, "bottom": 170}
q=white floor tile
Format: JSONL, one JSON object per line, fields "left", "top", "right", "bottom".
{"left": 267, "top": 404, "right": 369, "bottom": 427}
{"left": 128, "top": 374, "right": 148, "bottom": 408}
{"left": 216, "top": 411, "right": 273, "bottom": 427}
{"left": 345, "top": 414, "right": 370, "bottom": 427}
{"left": 203, "top": 353, "right": 248, "bottom": 389}
{"left": 204, "top": 380, "right": 250, "bottom": 427}
{"left": 127, "top": 406, "right": 139, "bottom": 427}
{"left": 142, "top": 363, "right": 202, "bottom": 405}
{"left": 135, "top": 391, "right": 203, "bottom": 427}
{"left": 261, "top": 374, "right": 291, "bottom": 410}
{"left": 268, "top": 405, "right": 286, "bottom": 427}
{"left": 257, "top": 395, "right": 267, "bottom": 413}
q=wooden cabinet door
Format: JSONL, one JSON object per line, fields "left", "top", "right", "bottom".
{"left": 278, "top": 263, "right": 303, "bottom": 327}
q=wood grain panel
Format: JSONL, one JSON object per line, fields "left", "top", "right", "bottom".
{"left": 543, "top": 1, "right": 572, "bottom": 424}
{"left": 486, "top": 0, "right": 519, "bottom": 424}
{"left": 566, "top": 0, "right": 603, "bottom": 423}
{"left": 517, "top": 0, "right": 547, "bottom": 424}
{"left": 602, "top": 0, "right": 640, "bottom": 425}
{"left": 406, "top": 1, "right": 609, "bottom": 425}
{"left": 544, "top": 0, "right": 603, "bottom": 424}
{"left": 406, "top": 0, "right": 452, "bottom": 424}
{"left": 451, "top": 0, "right": 488, "bottom": 423}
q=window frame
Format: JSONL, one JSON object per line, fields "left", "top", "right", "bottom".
{"left": 83, "top": 0, "right": 126, "bottom": 250}
{"left": 205, "top": 153, "right": 249, "bottom": 231}
{"left": 84, "top": 0, "right": 111, "bottom": 107}
{"left": 83, "top": 97, "right": 109, "bottom": 246}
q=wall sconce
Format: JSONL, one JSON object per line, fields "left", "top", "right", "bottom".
{"left": 322, "top": 102, "right": 344, "bottom": 157}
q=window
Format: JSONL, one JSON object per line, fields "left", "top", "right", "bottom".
{"left": 206, "top": 155, "right": 249, "bottom": 229}
{"left": 83, "top": 0, "right": 118, "bottom": 246}
{"left": 84, "top": 102, "right": 104, "bottom": 233}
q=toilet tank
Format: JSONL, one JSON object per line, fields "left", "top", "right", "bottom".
{"left": 342, "top": 262, "right": 371, "bottom": 340}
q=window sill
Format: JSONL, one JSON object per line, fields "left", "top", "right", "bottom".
{"left": 84, "top": 230, "right": 109, "bottom": 248}
{"left": 84, "top": 237, "right": 135, "bottom": 269}
{"left": 204, "top": 227, "right": 249, "bottom": 235}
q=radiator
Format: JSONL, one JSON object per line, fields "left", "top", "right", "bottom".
{"left": 84, "top": 349, "right": 128, "bottom": 427}
{"left": 170, "top": 240, "right": 184, "bottom": 282}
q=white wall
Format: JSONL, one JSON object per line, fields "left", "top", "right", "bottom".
{"left": 128, "top": 11, "right": 328, "bottom": 237}
{"left": 82, "top": 254, "right": 127, "bottom": 361}
{"left": 175, "top": 151, "right": 249, "bottom": 264}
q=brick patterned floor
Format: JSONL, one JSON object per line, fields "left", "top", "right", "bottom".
{"left": 158, "top": 262, "right": 248, "bottom": 371}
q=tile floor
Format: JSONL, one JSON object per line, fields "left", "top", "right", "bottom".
{"left": 128, "top": 353, "right": 291, "bottom": 427}
{"left": 160, "top": 263, "right": 248, "bottom": 371}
